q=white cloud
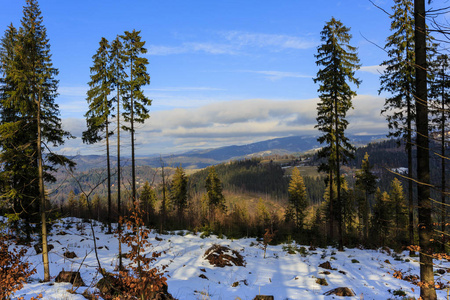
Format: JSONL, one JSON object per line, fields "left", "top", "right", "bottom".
{"left": 147, "top": 86, "right": 225, "bottom": 92}
{"left": 359, "top": 65, "right": 387, "bottom": 75}
{"left": 224, "top": 31, "right": 316, "bottom": 50}
{"left": 147, "top": 45, "right": 188, "bottom": 55}
{"left": 148, "top": 42, "right": 237, "bottom": 55}
{"left": 148, "top": 31, "right": 316, "bottom": 56}
{"left": 58, "top": 86, "right": 88, "bottom": 97}
{"left": 242, "top": 70, "right": 313, "bottom": 81}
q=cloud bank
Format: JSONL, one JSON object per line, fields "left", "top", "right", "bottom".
{"left": 58, "top": 95, "right": 387, "bottom": 156}
{"left": 148, "top": 31, "right": 316, "bottom": 56}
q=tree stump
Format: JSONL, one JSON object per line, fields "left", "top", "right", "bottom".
{"left": 324, "top": 287, "right": 355, "bottom": 296}
{"left": 33, "top": 243, "right": 54, "bottom": 255}
{"left": 318, "top": 261, "right": 332, "bottom": 270}
{"left": 55, "top": 270, "right": 85, "bottom": 286}
{"left": 63, "top": 251, "right": 77, "bottom": 259}
{"left": 253, "top": 296, "right": 274, "bottom": 300}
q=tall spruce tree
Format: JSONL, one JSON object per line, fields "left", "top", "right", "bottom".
{"left": 0, "top": 24, "right": 35, "bottom": 230}
{"left": 414, "top": 0, "right": 436, "bottom": 297}
{"left": 314, "top": 17, "right": 361, "bottom": 250}
{"left": 121, "top": 30, "right": 151, "bottom": 204}
{"left": 429, "top": 54, "right": 450, "bottom": 252}
{"left": 379, "top": 0, "right": 416, "bottom": 250}
{"left": 82, "top": 37, "right": 114, "bottom": 233}
{"left": 1, "top": 0, "right": 73, "bottom": 281}
{"left": 110, "top": 35, "right": 126, "bottom": 269}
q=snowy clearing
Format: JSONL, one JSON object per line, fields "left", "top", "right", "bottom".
{"left": 9, "top": 218, "right": 450, "bottom": 300}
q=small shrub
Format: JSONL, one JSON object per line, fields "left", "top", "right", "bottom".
{"left": 299, "top": 246, "right": 308, "bottom": 256}
{"left": 282, "top": 243, "right": 301, "bottom": 255}
{"left": 261, "top": 228, "right": 276, "bottom": 259}
{"left": 200, "top": 231, "right": 211, "bottom": 239}
{"left": 392, "top": 289, "right": 407, "bottom": 296}
{"left": 100, "top": 202, "right": 172, "bottom": 300}
{"left": 0, "top": 233, "right": 41, "bottom": 300}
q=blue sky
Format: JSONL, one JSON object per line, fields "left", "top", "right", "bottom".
{"left": 1, "top": 0, "right": 399, "bottom": 156}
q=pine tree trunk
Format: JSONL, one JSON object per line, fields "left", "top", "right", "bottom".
{"left": 414, "top": 0, "right": 436, "bottom": 298}
{"left": 406, "top": 14, "right": 415, "bottom": 257}
{"left": 334, "top": 93, "right": 343, "bottom": 251}
{"left": 407, "top": 95, "right": 415, "bottom": 253}
{"left": 441, "top": 74, "right": 446, "bottom": 253}
{"left": 130, "top": 59, "right": 136, "bottom": 204}
{"left": 328, "top": 169, "right": 334, "bottom": 242}
{"left": 117, "top": 86, "right": 122, "bottom": 270}
{"left": 160, "top": 160, "right": 166, "bottom": 233}
{"left": 37, "top": 90, "right": 50, "bottom": 282}
{"left": 364, "top": 190, "right": 369, "bottom": 242}
{"left": 106, "top": 112, "right": 112, "bottom": 234}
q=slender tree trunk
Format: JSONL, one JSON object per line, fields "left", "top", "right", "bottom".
{"left": 414, "top": 1, "right": 436, "bottom": 298}
{"left": 364, "top": 190, "right": 369, "bottom": 242}
{"left": 106, "top": 113, "right": 112, "bottom": 234}
{"left": 406, "top": 6, "right": 415, "bottom": 256}
{"left": 328, "top": 169, "right": 334, "bottom": 242}
{"left": 160, "top": 158, "right": 166, "bottom": 233}
{"left": 130, "top": 58, "right": 136, "bottom": 204}
{"left": 334, "top": 95, "right": 343, "bottom": 251}
{"left": 441, "top": 73, "right": 446, "bottom": 253}
{"left": 407, "top": 93, "right": 415, "bottom": 254}
{"left": 37, "top": 90, "right": 50, "bottom": 282}
{"left": 117, "top": 86, "right": 122, "bottom": 270}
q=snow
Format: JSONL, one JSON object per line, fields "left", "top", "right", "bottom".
{"left": 391, "top": 167, "right": 408, "bottom": 175}
{"left": 8, "top": 218, "right": 450, "bottom": 300}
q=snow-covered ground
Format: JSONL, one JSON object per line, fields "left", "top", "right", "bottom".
{"left": 9, "top": 218, "right": 450, "bottom": 300}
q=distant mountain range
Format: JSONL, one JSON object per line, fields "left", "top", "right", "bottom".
{"left": 68, "top": 134, "right": 387, "bottom": 171}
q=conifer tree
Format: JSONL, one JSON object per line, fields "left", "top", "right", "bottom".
{"left": 205, "top": 166, "right": 226, "bottom": 222}
{"left": 139, "top": 181, "right": 157, "bottom": 225}
{"left": 429, "top": 54, "right": 450, "bottom": 252}
{"left": 414, "top": 1, "right": 436, "bottom": 297}
{"left": 257, "top": 198, "right": 271, "bottom": 232}
{"left": 314, "top": 17, "right": 360, "bottom": 250}
{"left": 110, "top": 36, "right": 126, "bottom": 269}
{"left": 0, "top": 24, "right": 34, "bottom": 230}
{"left": 322, "top": 178, "right": 338, "bottom": 235}
{"left": 121, "top": 30, "right": 151, "bottom": 204}
{"left": 82, "top": 37, "right": 114, "bottom": 233}
{"left": 355, "top": 152, "right": 377, "bottom": 241}
{"left": 390, "top": 178, "right": 407, "bottom": 244}
{"left": 66, "top": 190, "right": 77, "bottom": 217}
{"left": 286, "top": 167, "right": 308, "bottom": 231}
{"left": 379, "top": 0, "right": 416, "bottom": 250}
{"left": 372, "top": 188, "right": 392, "bottom": 246}
{"left": 170, "top": 166, "right": 188, "bottom": 224}
{"left": 1, "top": 0, "right": 73, "bottom": 281}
